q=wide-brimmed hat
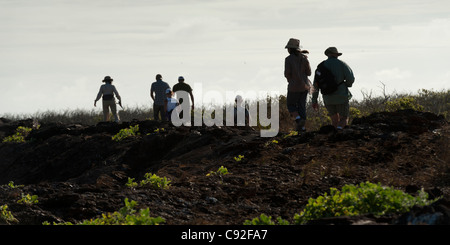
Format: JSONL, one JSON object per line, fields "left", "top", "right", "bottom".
{"left": 324, "top": 47, "right": 342, "bottom": 56}
{"left": 285, "top": 38, "right": 301, "bottom": 51}
{"left": 103, "top": 76, "right": 113, "bottom": 82}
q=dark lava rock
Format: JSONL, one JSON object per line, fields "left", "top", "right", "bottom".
{"left": 0, "top": 109, "right": 448, "bottom": 225}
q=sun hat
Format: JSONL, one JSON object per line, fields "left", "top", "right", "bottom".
{"left": 103, "top": 76, "right": 113, "bottom": 82}
{"left": 324, "top": 47, "right": 342, "bottom": 56}
{"left": 285, "top": 38, "right": 301, "bottom": 51}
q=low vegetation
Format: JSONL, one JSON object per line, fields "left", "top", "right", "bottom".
{"left": 112, "top": 125, "right": 140, "bottom": 141}
{"left": 206, "top": 166, "right": 229, "bottom": 177}
{"left": 1, "top": 89, "right": 448, "bottom": 132}
{"left": 45, "top": 198, "right": 165, "bottom": 225}
{"left": 2, "top": 126, "right": 32, "bottom": 143}
{"left": 243, "top": 214, "right": 289, "bottom": 225}
{"left": 17, "top": 193, "right": 39, "bottom": 206}
{"left": 0, "top": 205, "right": 18, "bottom": 224}
{"left": 126, "top": 173, "right": 171, "bottom": 190}
{"left": 245, "top": 182, "right": 439, "bottom": 225}
{"left": 294, "top": 182, "right": 439, "bottom": 224}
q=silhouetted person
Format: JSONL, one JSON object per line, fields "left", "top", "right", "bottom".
{"left": 234, "top": 95, "right": 250, "bottom": 126}
{"left": 150, "top": 74, "right": 170, "bottom": 121}
{"left": 94, "top": 76, "right": 121, "bottom": 122}
{"left": 284, "top": 38, "right": 312, "bottom": 131}
{"left": 312, "top": 47, "right": 355, "bottom": 129}
{"left": 173, "top": 76, "right": 194, "bottom": 122}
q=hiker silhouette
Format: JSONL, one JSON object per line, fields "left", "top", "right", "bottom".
{"left": 94, "top": 76, "right": 121, "bottom": 122}
{"left": 150, "top": 74, "right": 170, "bottom": 121}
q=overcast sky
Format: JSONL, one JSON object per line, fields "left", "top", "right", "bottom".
{"left": 1, "top": 0, "right": 449, "bottom": 115}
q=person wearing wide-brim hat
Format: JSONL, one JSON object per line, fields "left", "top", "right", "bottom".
{"left": 324, "top": 47, "right": 343, "bottom": 57}
{"left": 311, "top": 47, "right": 355, "bottom": 129}
{"left": 284, "top": 38, "right": 312, "bottom": 132}
{"left": 94, "top": 76, "right": 122, "bottom": 122}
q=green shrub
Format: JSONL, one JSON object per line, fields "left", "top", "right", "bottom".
{"left": 46, "top": 198, "right": 165, "bottom": 225}
{"left": 416, "top": 89, "right": 450, "bottom": 119}
{"left": 7, "top": 181, "right": 24, "bottom": 189}
{"left": 385, "top": 96, "right": 424, "bottom": 112}
{"left": 2, "top": 126, "right": 32, "bottom": 143}
{"left": 244, "top": 214, "right": 289, "bottom": 225}
{"left": 349, "top": 106, "right": 365, "bottom": 118}
{"left": 125, "top": 177, "right": 138, "bottom": 188}
{"left": 283, "top": 130, "right": 298, "bottom": 138}
{"left": 17, "top": 193, "right": 38, "bottom": 205}
{"left": 79, "top": 198, "right": 164, "bottom": 225}
{"left": 112, "top": 125, "right": 140, "bottom": 141}
{"left": 307, "top": 106, "right": 331, "bottom": 131}
{"left": 125, "top": 173, "right": 171, "bottom": 190}
{"left": 0, "top": 205, "right": 18, "bottom": 224}
{"left": 140, "top": 173, "right": 171, "bottom": 190}
{"left": 294, "top": 182, "right": 438, "bottom": 224}
{"left": 206, "top": 166, "right": 229, "bottom": 177}
{"left": 234, "top": 155, "right": 245, "bottom": 162}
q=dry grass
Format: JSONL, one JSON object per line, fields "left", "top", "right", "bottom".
{"left": 1, "top": 89, "right": 448, "bottom": 130}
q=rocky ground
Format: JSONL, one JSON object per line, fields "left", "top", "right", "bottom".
{"left": 0, "top": 109, "right": 448, "bottom": 226}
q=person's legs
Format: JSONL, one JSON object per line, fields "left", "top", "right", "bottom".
{"left": 159, "top": 105, "right": 167, "bottom": 121}
{"left": 330, "top": 114, "right": 339, "bottom": 128}
{"left": 325, "top": 104, "right": 339, "bottom": 128}
{"left": 297, "top": 91, "right": 308, "bottom": 131}
{"left": 110, "top": 101, "right": 120, "bottom": 122}
{"left": 153, "top": 104, "right": 159, "bottom": 120}
{"left": 153, "top": 104, "right": 165, "bottom": 121}
{"left": 336, "top": 103, "right": 349, "bottom": 129}
{"left": 102, "top": 100, "right": 110, "bottom": 121}
{"left": 287, "top": 92, "right": 299, "bottom": 124}
{"left": 325, "top": 103, "right": 349, "bottom": 129}
{"left": 287, "top": 92, "right": 300, "bottom": 119}
{"left": 287, "top": 91, "right": 306, "bottom": 131}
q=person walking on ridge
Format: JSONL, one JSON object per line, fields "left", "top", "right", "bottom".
{"left": 234, "top": 95, "right": 251, "bottom": 126}
{"left": 284, "top": 38, "right": 312, "bottom": 131}
{"left": 173, "top": 76, "right": 194, "bottom": 123}
{"left": 151, "top": 74, "right": 170, "bottom": 121}
{"left": 94, "top": 76, "right": 122, "bottom": 122}
{"left": 312, "top": 47, "right": 355, "bottom": 129}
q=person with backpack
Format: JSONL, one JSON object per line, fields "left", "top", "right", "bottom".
{"left": 284, "top": 38, "right": 312, "bottom": 131}
{"left": 94, "top": 76, "right": 121, "bottom": 122}
{"left": 312, "top": 47, "right": 355, "bottom": 129}
{"left": 150, "top": 74, "right": 170, "bottom": 121}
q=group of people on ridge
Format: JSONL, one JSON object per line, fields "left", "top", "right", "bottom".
{"left": 94, "top": 37, "right": 354, "bottom": 132}
{"left": 284, "top": 38, "right": 355, "bottom": 131}
{"left": 94, "top": 74, "right": 194, "bottom": 123}
{"left": 150, "top": 74, "right": 195, "bottom": 122}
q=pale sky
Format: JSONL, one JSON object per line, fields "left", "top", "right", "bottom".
{"left": 1, "top": 0, "right": 449, "bottom": 115}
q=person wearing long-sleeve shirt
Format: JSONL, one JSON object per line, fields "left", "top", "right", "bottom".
{"left": 284, "top": 38, "right": 312, "bottom": 131}
{"left": 312, "top": 47, "right": 355, "bottom": 129}
{"left": 94, "top": 76, "right": 121, "bottom": 122}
